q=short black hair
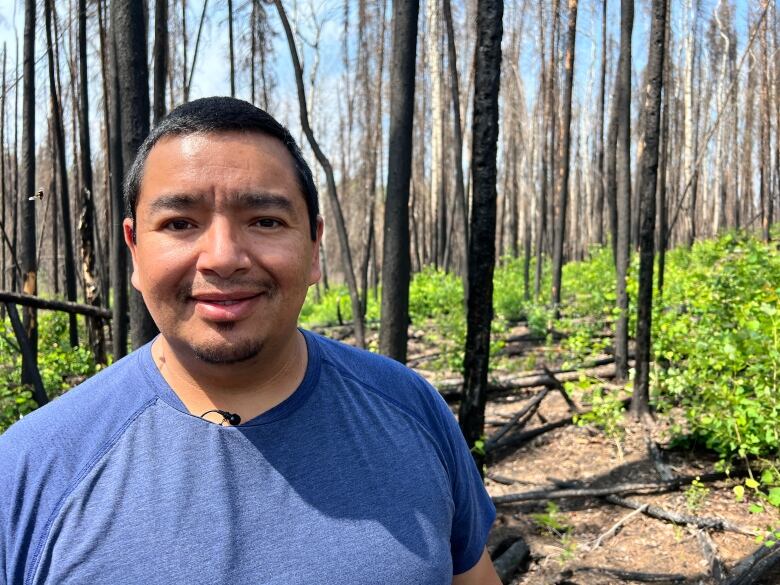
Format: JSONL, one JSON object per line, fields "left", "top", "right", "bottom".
{"left": 124, "top": 97, "right": 319, "bottom": 240}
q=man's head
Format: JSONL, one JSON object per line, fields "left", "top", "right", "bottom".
{"left": 125, "top": 97, "right": 320, "bottom": 241}
{"left": 123, "top": 98, "right": 323, "bottom": 366}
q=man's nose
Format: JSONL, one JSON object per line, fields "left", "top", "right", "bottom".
{"left": 195, "top": 218, "right": 252, "bottom": 277}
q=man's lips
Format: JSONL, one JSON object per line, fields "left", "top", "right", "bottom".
{"left": 190, "top": 292, "right": 264, "bottom": 320}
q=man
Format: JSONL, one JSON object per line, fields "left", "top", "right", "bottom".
{"left": 0, "top": 98, "right": 499, "bottom": 585}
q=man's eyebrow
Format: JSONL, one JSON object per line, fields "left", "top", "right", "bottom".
{"left": 145, "top": 192, "right": 296, "bottom": 214}
{"left": 147, "top": 193, "right": 206, "bottom": 214}
{"left": 232, "top": 192, "right": 295, "bottom": 213}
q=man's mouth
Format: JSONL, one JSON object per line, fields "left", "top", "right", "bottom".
{"left": 189, "top": 292, "right": 264, "bottom": 320}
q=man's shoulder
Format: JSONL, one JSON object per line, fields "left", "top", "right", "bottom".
{"left": 308, "top": 330, "right": 435, "bottom": 395}
{"left": 306, "top": 330, "right": 452, "bottom": 431}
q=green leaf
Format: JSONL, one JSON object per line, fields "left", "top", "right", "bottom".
{"left": 746, "top": 478, "right": 760, "bottom": 489}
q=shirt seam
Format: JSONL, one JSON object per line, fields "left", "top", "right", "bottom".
{"left": 25, "top": 395, "right": 158, "bottom": 585}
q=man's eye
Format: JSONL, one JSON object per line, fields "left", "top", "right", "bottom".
{"left": 166, "top": 219, "right": 195, "bottom": 230}
{"left": 255, "top": 218, "right": 281, "bottom": 228}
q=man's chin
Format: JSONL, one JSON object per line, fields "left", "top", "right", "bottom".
{"left": 190, "top": 339, "right": 264, "bottom": 365}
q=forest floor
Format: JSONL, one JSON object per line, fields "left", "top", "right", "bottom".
{"left": 320, "top": 321, "right": 780, "bottom": 584}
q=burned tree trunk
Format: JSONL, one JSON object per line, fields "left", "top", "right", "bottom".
{"left": 274, "top": 0, "right": 366, "bottom": 350}
{"left": 378, "top": 0, "right": 419, "bottom": 362}
{"left": 632, "top": 0, "right": 667, "bottom": 418}
{"left": 459, "top": 0, "right": 503, "bottom": 473}
{"left": 613, "top": 0, "right": 633, "bottom": 382}
{"left": 113, "top": 0, "right": 158, "bottom": 349}
{"left": 550, "top": 0, "right": 578, "bottom": 315}
{"left": 77, "top": 0, "right": 107, "bottom": 364}
{"left": 153, "top": 0, "right": 168, "bottom": 124}
{"left": 45, "top": 0, "right": 79, "bottom": 349}
{"left": 19, "top": 0, "right": 37, "bottom": 385}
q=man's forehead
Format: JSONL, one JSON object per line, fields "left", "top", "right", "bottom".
{"left": 138, "top": 131, "right": 305, "bottom": 206}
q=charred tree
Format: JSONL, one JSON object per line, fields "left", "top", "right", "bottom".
{"left": 632, "top": 0, "right": 667, "bottom": 418}
{"left": 459, "top": 0, "right": 503, "bottom": 473}
{"left": 378, "top": 0, "right": 419, "bottom": 362}
{"left": 274, "top": 0, "right": 366, "bottom": 349}
{"left": 153, "top": 0, "right": 168, "bottom": 124}
{"left": 19, "top": 0, "right": 37, "bottom": 385}
{"left": 613, "top": 0, "right": 633, "bottom": 381}
{"left": 77, "top": 0, "right": 107, "bottom": 363}
{"left": 113, "top": 0, "right": 158, "bottom": 349}
{"left": 550, "top": 0, "right": 578, "bottom": 315}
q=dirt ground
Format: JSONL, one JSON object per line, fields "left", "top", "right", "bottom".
{"left": 319, "top": 323, "right": 780, "bottom": 584}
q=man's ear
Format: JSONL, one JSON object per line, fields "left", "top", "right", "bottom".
{"left": 308, "top": 216, "right": 324, "bottom": 285}
{"left": 123, "top": 218, "right": 142, "bottom": 291}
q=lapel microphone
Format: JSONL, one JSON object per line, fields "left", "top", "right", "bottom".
{"left": 200, "top": 409, "right": 242, "bottom": 426}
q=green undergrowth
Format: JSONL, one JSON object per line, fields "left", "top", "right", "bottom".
{"left": 1, "top": 311, "right": 102, "bottom": 433}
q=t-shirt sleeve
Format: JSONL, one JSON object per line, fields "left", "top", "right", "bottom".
{"left": 423, "top": 381, "right": 496, "bottom": 575}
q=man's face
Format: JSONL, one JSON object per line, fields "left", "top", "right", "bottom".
{"left": 124, "top": 131, "right": 322, "bottom": 364}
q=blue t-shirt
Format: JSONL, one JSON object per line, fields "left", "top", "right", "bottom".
{"left": 0, "top": 330, "right": 495, "bottom": 585}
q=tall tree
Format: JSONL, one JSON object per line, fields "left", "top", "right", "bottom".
{"left": 274, "top": 0, "right": 366, "bottom": 349}
{"left": 594, "top": 0, "right": 607, "bottom": 246}
{"left": 19, "top": 0, "right": 37, "bottom": 384}
{"left": 550, "top": 0, "right": 578, "bottom": 315}
{"left": 459, "top": 0, "right": 503, "bottom": 471}
{"left": 378, "top": 0, "right": 419, "bottom": 362}
{"left": 108, "top": 19, "right": 128, "bottom": 359}
{"left": 77, "top": 0, "right": 106, "bottom": 363}
{"left": 613, "top": 0, "right": 633, "bottom": 381}
{"left": 442, "top": 0, "right": 468, "bottom": 282}
{"left": 153, "top": 0, "right": 169, "bottom": 124}
{"left": 113, "top": 0, "right": 159, "bottom": 349}
{"left": 632, "top": 0, "right": 667, "bottom": 418}
{"left": 1, "top": 44, "right": 6, "bottom": 296}
{"left": 227, "top": 0, "right": 235, "bottom": 98}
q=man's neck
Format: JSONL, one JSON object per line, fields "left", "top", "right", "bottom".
{"left": 151, "top": 330, "right": 309, "bottom": 424}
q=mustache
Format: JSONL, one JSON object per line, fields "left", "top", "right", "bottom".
{"left": 175, "top": 276, "right": 275, "bottom": 302}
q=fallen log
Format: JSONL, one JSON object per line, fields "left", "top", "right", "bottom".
{"left": 492, "top": 472, "right": 728, "bottom": 505}
{"left": 485, "top": 387, "right": 550, "bottom": 448}
{"left": 604, "top": 494, "right": 753, "bottom": 535}
{"left": 437, "top": 360, "right": 629, "bottom": 401}
{"left": 722, "top": 542, "right": 780, "bottom": 585}
{"left": 487, "top": 415, "right": 575, "bottom": 457}
{"left": 559, "top": 566, "right": 686, "bottom": 583}
{"left": 0, "top": 291, "right": 111, "bottom": 319}
{"left": 492, "top": 538, "right": 530, "bottom": 584}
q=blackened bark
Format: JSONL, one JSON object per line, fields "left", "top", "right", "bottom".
{"left": 1, "top": 45, "right": 5, "bottom": 296}
{"left": 227, "top": 0, "right": 235, "bottom": 97}
{"left": 378, "top": 0, "right": 419, "bottom": 361}
{"left": 656, "top": 0, "right": 671, "bottom": 298}
{"left": 78, "top": 0, "right": 107, "bottom": 364}
{"left": 632, "top": 0, "right": 667, "bottom": 418}
{"left": 45, "top": 0, "right": 79, "bottom": 348}
{"left": 19, "top": 0, "right": 37, "bottom": 385}
{"left": 614, "top": 0, "right": 633, "bottom": 382}
{"left": 274, "top": 0, "right": 366, "bottom": 349}
{"left": 459, "top": 0, "right": 503, "bottom": 473}
{"left": 595, "top": 0, "right": 607, "bottom": 246}
{"left": 551, "top": 0, "right": 578, "bottom": 315}
{"left": 442, "top": 0, "right": 468, "bottom": 285}
{"left": 109, "top": 20, "right": 129, "bottom": 358}
{"left": 113, "top": 0, "right": 158, "bottom": 349}
{"left": 153, "top": 0, "right": 168, "bottom": 124}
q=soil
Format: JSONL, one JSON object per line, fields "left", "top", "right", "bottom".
{"left": 319, "top": 321, "right": 780, "bottom": 584}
